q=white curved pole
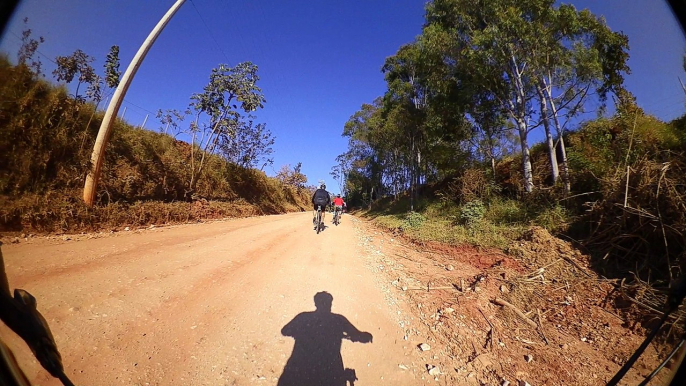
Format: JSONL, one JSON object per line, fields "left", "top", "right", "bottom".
{"left": 84, "top": 0, "right": 186, "bottom": 206}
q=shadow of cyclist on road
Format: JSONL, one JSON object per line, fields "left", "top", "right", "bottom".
{"left": 277, "top": 291, "right": 373, "bottom": 386}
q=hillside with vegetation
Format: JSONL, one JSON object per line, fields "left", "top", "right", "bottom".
{"left": 0, "top": 24, "right": 311, "bottom": 233}
{"left": 336, "top": 0, "right": 686, "bottom": 331}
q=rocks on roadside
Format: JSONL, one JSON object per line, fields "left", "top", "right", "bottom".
{"left": 426, "top": 364, "right": 440, "bottom": 376}
{"left": 418, "top": 343, "right": 431, "bottom": 351}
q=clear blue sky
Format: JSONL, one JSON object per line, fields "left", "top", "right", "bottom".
{"left": 1, "top": 0, "right": 685, "bottom": 194}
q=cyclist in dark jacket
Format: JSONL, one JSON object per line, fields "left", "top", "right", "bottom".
{"left": 311, "top": 184, "right": 331, "bottom": 227}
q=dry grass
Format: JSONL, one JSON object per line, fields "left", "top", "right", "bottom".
{"left": 0, "top": 58, "right": 311, "bottom": 233}
{"left": 0, "top": 189, "right": 307, "bottom": 234}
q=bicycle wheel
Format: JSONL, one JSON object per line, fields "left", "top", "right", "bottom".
{"left": 316, "top": 208, "right": 322, "bottom": 234}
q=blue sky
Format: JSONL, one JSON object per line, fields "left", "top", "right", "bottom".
{"left": 1, "top": 0, "right": 685, "bottom": 195}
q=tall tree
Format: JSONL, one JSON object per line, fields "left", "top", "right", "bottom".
{"left": 422, "top": 0, "right": 629, "bottom": 193}
{"left": 339, "top": 99, "right": 389, "bottom": 206}
{"left": 424, "top": 0, "right": 551, "bottom": 192}
{"left": 468, "top": 93, "right": 511, "bottom": 178}
{"left": 186, "top": 62, "right": 266, "bottom": 195}
{"left": 382, "top": 43, "right": 432, "bottom": 210}
{"left": 533, "top": 5, "right": 630, "bottom": 191}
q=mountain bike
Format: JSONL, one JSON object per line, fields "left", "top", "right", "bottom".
{"left": 333, "top": 207, "right": 341, "bottom": 226}
{"left": 314, "top": 205, "right": 323, "bottom": 234}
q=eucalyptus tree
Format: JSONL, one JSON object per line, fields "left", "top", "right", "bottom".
{"left": 422, "top": 0, "right": 629, "bottom": 193}
{"left": 532, "top": 5, "right": 629, "bottom": 191}
{"left": 340, "top": 98, "right": 388, "bottom": 204}
{"left": 468, "top": 92, "right": 511, "bottom": 178}
{"left": 423, "top": 0, "right": 550, "bottom": 192}
{"left": 382, "top": 43, "right": 434, "bottom": 209}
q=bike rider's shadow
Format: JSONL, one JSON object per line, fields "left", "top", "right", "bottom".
{"left": 277, "top": 292, "right": 373, "bottom": 386}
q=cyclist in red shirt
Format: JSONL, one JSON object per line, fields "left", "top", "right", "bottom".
{"left": 332, "top": 194, "right": 345, "bottom": 223}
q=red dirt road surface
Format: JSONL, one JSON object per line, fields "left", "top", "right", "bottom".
{"left": 1, "top": 213, "right": 420, "bottom": 385}
{"left": 1, "top": 213, "right": 675, "bottom": 386}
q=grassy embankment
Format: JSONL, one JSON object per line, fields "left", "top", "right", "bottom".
{"left": 362, "top": 104, "right": 686, "bottom": 325}
{"left": 0, "top": 58, "right": 310, "bottom": 233}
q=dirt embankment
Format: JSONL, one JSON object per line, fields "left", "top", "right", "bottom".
{"left": 355, "top": 222, "right": 677, "bottom": 385}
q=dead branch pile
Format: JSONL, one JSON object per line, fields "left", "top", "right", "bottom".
{"left": 504, "top": 227, "right": 598, "bottom": 315}
{"left": 583, "top": 155, "right": 686, "bottom": 283}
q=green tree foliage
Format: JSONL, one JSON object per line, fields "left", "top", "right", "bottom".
{"left": 532, "top": 4, "right": 630, "bottom": 191}
{"left": 420, "top": 0, "right": 629, "bottom": 192}
{"left": 338, "top": 39, "right": 470, "bottom": 208}
{"left": 52, "top": 49, "right": 96, "bottom": 101}
{"left": 186, "top": 62, "right": 267, "bottom": 195}
{"left": 104, "top": 45, "right": 121, "bottom": 89}
{"left": 340, "top": 0, "right": 631, "bottom": 208}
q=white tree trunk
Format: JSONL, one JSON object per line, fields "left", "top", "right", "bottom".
{"left": 509, "top": 55, "right": 534, "bottom": 193}
{"left": 516, "top": 118, "right": 534, "bottom": 193}
{"left": 537, "top": 85, "right": 559, "bottom": 184}
{"left": 546, "top": 89, "right": 571, "bottom": 193}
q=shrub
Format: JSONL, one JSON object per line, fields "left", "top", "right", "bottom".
{"left": 485, "top": 199, "right": 528, "bottom": 225}
{"left": 403, "top": 211, "right": 426, "bottom": 228}
{"left": 459, "top": 199, "right": 486, "bottom": 226}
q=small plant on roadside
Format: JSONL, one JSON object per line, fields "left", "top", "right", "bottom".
{"left": 459, "top": 199, "right": 486, "bottom": 226}
{"left": 403, "top": 211, "right": 426, "bottom": 229}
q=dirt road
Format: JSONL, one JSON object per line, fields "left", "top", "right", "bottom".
{"left": 1, "top": 213, "right": 420, "bottom": 385}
